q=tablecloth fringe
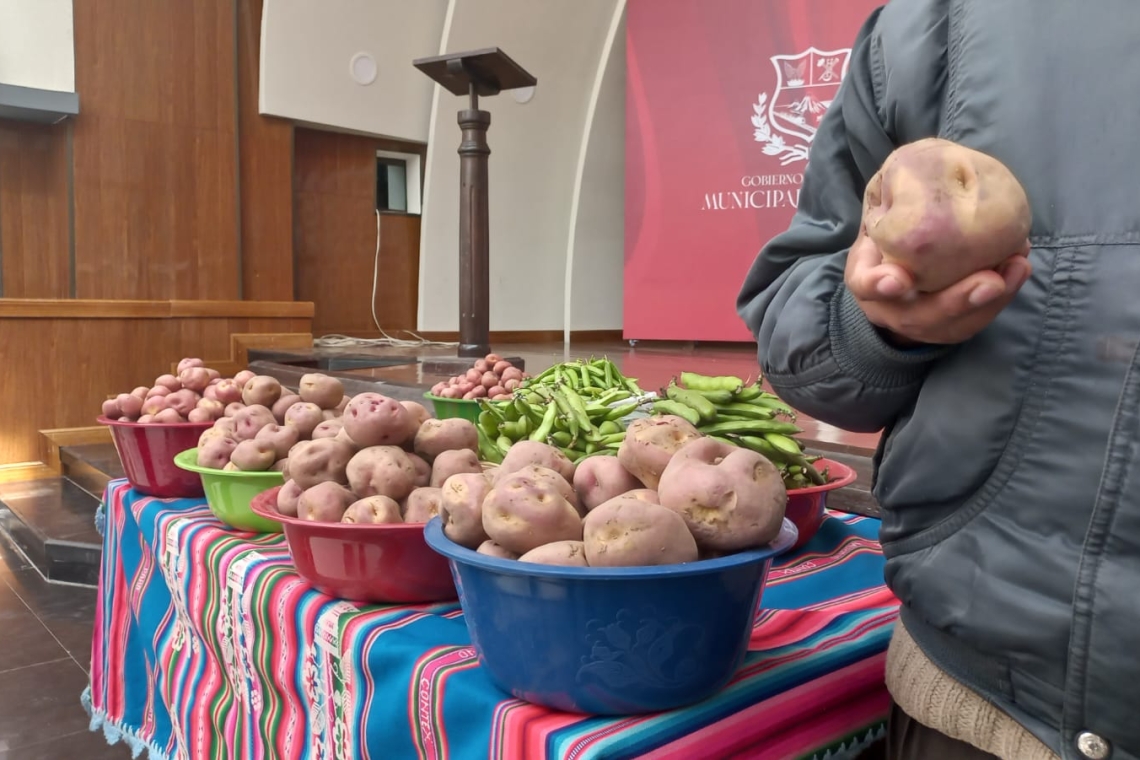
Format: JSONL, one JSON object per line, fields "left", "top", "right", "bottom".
{"left": 81, "top": 686, "right": 171, "bottom": 760}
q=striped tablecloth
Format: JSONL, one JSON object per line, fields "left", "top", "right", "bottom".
{"left": 84, "top": 479, "right": 898, "bottom": 760}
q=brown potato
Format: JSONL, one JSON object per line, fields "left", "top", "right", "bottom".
{"left": 583, "top": 496, "right": 698, "bottom": 567}
{"left": 346, "top": 446, "right": 417, "bottom": 502}
{"left": 242, "top": 375, "right": 283, "bottom": 407}
{"left": 439, "top": 473, "right": 492, "bottom": 549}
{"left": 233, "top": 404, "right": 276, "bottom": 441}
{"left": 481, "top": 469, "right": 582, "bottom": 555}
{"left": 342, "top": 496, "right": 402, "bottom": 524}
{"left": 343, "top": 393, "right": 414, "bottom": 447}
{"left": 476, "top": 540, "right": 520, "bottom": 560}
{"left": 573, "top": 456, "right": 644, "bottom": 512}
{"left": 271, "top": 393, "right": 302, "bottom": 424}
{"left": 402, "top": 487, "right": 443, "bottom": 524}
{"left": 298, "top": 482, "right": 355, "bottom": 523}
{"left": 197, "top": 436, "right": 238, "bottom": 469}
{"left": 284, "top": 402, "right": 324, "bottom": 438}
{"left": 495, "top": 440, "right": 575, "bottom": 483}
{"left": 519, "top": 540, "right": 589, "bottom": 567}
{"left": 288, "top": 438, "right": 355, "bottom": 489}
{"left": 229, "top": 439, "right": 277, "bottom": 472}
{"left": 429, "top": 449, "right": 482, "bottom": 488}
{"left": 616, "top": 415, "right": 702, "bottom": 490}
{"left": 311, "top": 418, "right": 344, "bottom": 440}
{"left": 254, "top": 423, "right": 301, "bottom": 459}
{"left": 276, "top": 480, "right": 303, "bottom": 517}
{"left": 299, "top": 373, "right": 345, "bottom": 410}
{"left": 413, "top": 418, "right": 479, "bottom": 462}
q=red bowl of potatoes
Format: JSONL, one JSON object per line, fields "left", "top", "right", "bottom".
{"left": 250, "top": 486, "right": 457, "bottom": 604}
{"left": 98, "top": 416, "right": 214, "bottom": 498}
{"left": 784, "top": 458, "right": 857, "bottom": 550}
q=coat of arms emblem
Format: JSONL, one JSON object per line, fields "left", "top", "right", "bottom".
{"left": 752, "top": 47, "right": 852, "bottom": 165}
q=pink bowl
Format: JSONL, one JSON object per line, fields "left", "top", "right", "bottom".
{"left": 785, "top": 458, "right": 858, "bottom": 551}
{"left": 98, "top": 416, "right": 213, "bottom": 498}
{"left": 250, "top": 487, "right": 458, "bottom": 604}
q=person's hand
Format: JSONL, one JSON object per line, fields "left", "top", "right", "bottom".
{"left": 844, "top": 231, "right": 1032, "bottom": 346}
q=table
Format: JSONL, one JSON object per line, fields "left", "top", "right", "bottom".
{"left": 84, "top": 480, "right": 898, "bottom": 760}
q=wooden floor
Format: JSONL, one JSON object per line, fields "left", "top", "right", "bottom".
{"left": 295, "top": 339, "right": 882, "bottom": 456}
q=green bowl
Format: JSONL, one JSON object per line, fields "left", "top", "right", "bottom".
{"left": 424, "top": 392, "right": 496, "bottom": 423}
{"left": 173, "top": 448, "right": 285, "bottom": 533}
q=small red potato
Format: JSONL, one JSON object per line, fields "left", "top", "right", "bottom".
{"left": 187, "top": 408, "right": 213, "bottom": 423}
{"left": 117, "top": 393, "right": 143, "bottom": 419}
{"left": 271, "top": 393, "right": 302, "bottom": 423}
{"left": 616, "top": 415, "right": 703, "bottom": 490}
{"left": 199, "top": 425, "right": 230, "bottom": 447}
{"left": 154, "top": 374, "right": 181, "bottom": 392}
{"left": 343, "top": 392, "right": 413, "bottom": 447}
{"left": 233, "top": 404, "right": 276, "bottom": 441}
{"left": 402, "top": 487, "right": 443, "bottom": 524}
{"left": 196, "top": 398, "right": 225, "bottom": 419}
{"left": 154, "top": 408, "right": 185, "bottom": 424}
{"left": 145, "top": 385, "right": 171, "bottom": 399}
{"left": 573, "top": 456, "right": 644, "bottom": 512}
{"left": 178, "top": 367, "right": 211, "bottom": 393}
{"left": 137, "top": 414, "right": 155, "bottom": 424}
{"left": 481, "top": 469, "right": 582, "bottom": 555}
{"left": 657, "top": 437, "right": 787, "bottom": 552}
{"left": 255, "top": 423, "right": 301, "bottom": 459}
{"left": 166, "top": 389, "right": 200, "bottom": 418}
{"left": 583, "top": 496, "right": 699, "bottom": 567}
{"left": 439, "top": 473, "right": 492, "bottom": 549}
{"left": 284, "top": 402, "right": 324, "bottom": 438}
{"left": 176, "top": 358, "right": 204, "bottom": 374}
{"left": 233, "top": 369, "right": 256, "bottom": 388}
{"left": 429, "top": 449, "right": 483, "bottom": 488}
{"left": 141, "top": 396, "right": 169, "bottom": 416}
{"left": 224, "top": 402, "right": 246, "bottom": 417}
{"left": 400, "top": 401, "right": 432, "bottom": 430}
{"left": 346, "top": 446, "right": 418, "bottom": 502}
{"left": 288, "top": 438, "right": 355, "bottom": 490}
{"left": 413, "top": 418, "right": 479, "bottom": 462}
{"left": 102, "top": 398, "right": 121, "bottom": 418}
{"left": 277, "top": 480, "right": 303, "bottom": 517}
{"left": 311, "top": 418, "right": 344, "bottom": 440}
{"left": 229, "top": 439, "right": 277, "bottom": 472}
{"left": 408, "top": 453, "right": 431, "bottom": 488}
{"left": 213, "top": 379, "right": 244, "bottom": 405}
{"left": 271, "top": 458, "right": 288, "bottom": 473}
{"left": 519, "top": 540, "right": 589, "bottom": 567}
{"left": 342, "top": 496, "right": 403, "bottom": 525}
{"left": 130, "top": 386, "right": 150, "bottom": 400}
{"left": 241, "top": 375, "right": 283, "bottom": 407}
{"left": 197, "top": 436, "right": 238, "bottom": 469}
{"left": 495, "top": 440, "right": 575, "bottom": 484}
{"left": 298, "top": 482, "right": 355, "bottom": 523}
{"left": 299, "top": 373, "right": 345, "bottom": 410}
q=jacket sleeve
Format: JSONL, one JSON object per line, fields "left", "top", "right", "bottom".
{"left": 735, "top": 4, "right": 949, "bottom": 433}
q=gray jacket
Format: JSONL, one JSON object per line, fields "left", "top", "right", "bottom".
{"left": 736, "top": 1, "right": 1140, "bottom": 758}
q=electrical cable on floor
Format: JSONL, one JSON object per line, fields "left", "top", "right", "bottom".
{"left": 313, "top": 210, "right": 458, "bottom": 350}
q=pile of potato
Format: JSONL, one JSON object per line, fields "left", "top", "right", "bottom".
{"left": 270, "top": 395, "right": 488, "bottom": 526}
{"left": 445, "top": 415, "right": 788, "bottom": 568}
{"left": 428, "top": 353, "right": 528, "bottom": 401}
{"left": 196, "top": 373, "right": 349, "bottom": 472}
{"left": 100, "top": 358, "right": 257, "bottom": 424}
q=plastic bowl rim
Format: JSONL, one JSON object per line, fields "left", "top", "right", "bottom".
{"left": 423, "top": 516, "right": 798, "bottom": 581}
{"left": 786, "top": 457, "right": 857, "bottom": 496}
{"left": 97, "top": 415, "right": 215, "bottom": 430}
{"left": 172, "top": 447, "right": 288, "bottom": 478}
{"left": 422, "top": 392, "right": 511, "bottom": 405}
{"left": 249, "top": 486, "right": 428, "bottom": 532}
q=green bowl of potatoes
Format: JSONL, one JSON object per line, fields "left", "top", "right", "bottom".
{"left": 174, "top": 448, "right": 285, "bottom": 533}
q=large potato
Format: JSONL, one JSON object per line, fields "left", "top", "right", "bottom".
{"left": 311, "top": 418, "right": 344, "bottom": 440}
{"left": 343, "top": 393, "right": 413, "bottom": 447}
{"left": 299, "top": 374, "right": 345, "bottom": 410}
{"left": 616, "top": 415, "right": 702, "bottom": 490}
{"left": 583, "top": 496, "right": 698, "bottom": 567}
{"left": 481, "top": 470, "right": 582, "bottom": 555}
{"left": 413, "top": 418, "right": 479, "bottom": 462}
{"left": 657, "top": 437, "right": 787, "bottom": 552}
{"left": 277, "top": 480, "right": 303, "bottom": 517}
{"left": 298, "top": 482, "right": 355, "bottom": 523}
{"left": 229, "top": 439, "right": 276, "bottom": 471}
{"left": 166, "top": 389, "right": 200, "bottom": 418}
{"left": 519, "top": 540, "right": 589, "bottom": 567}
{"left": 284, "top": 402, "right": 324, "bottom": 438}
{"left": 233, "top": 404, "right": 276, "bottom": 441}
{"left": 477, "top": 540, "right": 520, "bottom": 560}
{"left": 402, "top": 487, "right": 443, "bottom": 524}
{"left": 508, "top": 464, "right": 582, "bottom": 515}
{"left": 573, "top": 456, "right": 644, "bottom": 512}
{"left": 254, "top": 423, "right": 300, "bottom": 459}
{"left": 288, "top": 438, "right": 355, "bottom": 489}
{"left": 625, "top": 488, "right": 660, "bottom": 504}
{"left": 242, "top": 375, "right": 283, "bottom": 407}
{"left": 408, "top": 453, "right": 431, "bottom": 488}
{"left": 346, "top": 446, "right": 417, "bottom": 502}
{"left": 864, "top": 137, "right": 1032, "bottom": 292}
{"left": 271, "top": 393, "right": 302, "bottom": 424}
{"left": 342, "top": 496, "right": 402, "bottom": 524}
{"left": 429, "top": 449, "right": 482, "bottom": 488}
{"left": 439, "top": 473, "right": 492, "bottom": 549}
{"left": 197, "top": 436, "right": 238, "bottom": 469}
{"left": 400, "top": 401, "right": 431, "bottom": 430}
{"left": 495, "top": 440, "right": 574, "bottom": 483}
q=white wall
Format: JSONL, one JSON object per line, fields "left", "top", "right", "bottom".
{"left": 0, "top": 0, "right": 76, "bottom": 93}
{"left": 260, "top": 0, "right": 449, "bottom": 143}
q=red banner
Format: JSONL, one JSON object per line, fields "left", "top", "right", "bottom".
{"left": 623, "top": 0, "right": 881, "bottom": 342}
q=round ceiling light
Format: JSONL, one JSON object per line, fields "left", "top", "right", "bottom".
{"left": 350, "top": 52, "right": 378, "bottom": 86}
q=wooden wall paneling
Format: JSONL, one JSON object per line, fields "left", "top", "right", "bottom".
{"left": 294, "top": 128, "right": 423, "bottom": 337}
{"left": 70, "top": 0, "right": 241, "bottom": 301}
{"left": 237, "top": 0, "right": 295, "bottom": 301}
{"left": 0, "top": 121, "right": 72, "bottom": 298}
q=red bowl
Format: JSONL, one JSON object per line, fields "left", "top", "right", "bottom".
{"left": 784, "top": 458, "right": 858, "bottom": 551}
{"left": 250, "top": 487, "right": 458, "bottom": 605}
{"left": 98, "top": 416, "right": 213, "bottom": 498}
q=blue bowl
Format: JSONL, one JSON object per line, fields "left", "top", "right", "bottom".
{"left": 423, "top": 517, "right": 798, "bottom": 715}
